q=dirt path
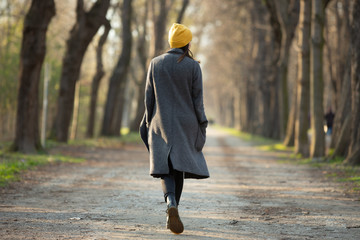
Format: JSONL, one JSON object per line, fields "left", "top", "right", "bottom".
{"left": 1, "top": 128, "right": 360, "bottom": 239}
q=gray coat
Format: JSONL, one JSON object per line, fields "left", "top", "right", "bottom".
{"left": 140, "top": 48, "right": 209, "bottom": 179}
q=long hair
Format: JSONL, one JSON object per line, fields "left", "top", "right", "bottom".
{"left": 177, "top": 43, "right": 197, "bottom": 63}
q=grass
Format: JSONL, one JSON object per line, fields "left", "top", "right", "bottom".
{"left": 285, "top": 153, "right": 360, "bottom": 194}
{"left": 0, "top": 150, "right": 84, "bottom": 187}
{"left": 0, "top": 128, "right": 142, "bottom": 187}
{"left": 215, "top": 126, "right": 280, "bottom": 146}
{"left": 216, "top": 125, "right": 292, "bottom": 154}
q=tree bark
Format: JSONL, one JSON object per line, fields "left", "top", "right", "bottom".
{"left": 332, "top": 114, "right": 351, "bottom": 157}
{"left": 309, "top": 0, "right": 326, "bottom": 158}
{"left": 250, "top": 1, "right": 272, "bottom": 138}
{"left": 345, "top": 0, "right": 360, "bottom": 165}
{"left": 86, "top": 19, "right": 111, "bottom": 138}
{"left": 264, "top": 0, "right": 282, "bottom": 139}
{"left": 101, "top": 0, "right": 132, "bottom": 136}
{"left": 283, "top": 85, "right": 297, "bottom": 146}
{"left": 129, "top": 1, "right": 149, "bottom": 132}
{"left": 176, "top": 0, "right": 189, "bottom": 24}
{"left": 330, "top": 0, "right": 351, "bottom": 147}
{"left": 330, "top": 64, "right": 351, "bottom": 157}
{"left": 55, "top": 0, "right": 110, "bottom": 142}
{"left": 274, "top": 0, "right": 300, "bottom": 140}
{"left": 12, "top": 0, "right": 55, "bottom": 153}
{"left": 294, "top": 0, "right": 311, "bottom": 157}
{"left": 153, "top": 0, "right": 173, "bottom": 56}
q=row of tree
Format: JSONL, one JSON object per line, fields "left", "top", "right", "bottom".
{"left": 2, "top": 0, "right": 359, "bottom": 164}
{"left": 8, "top": 0, "right": 190, "bottom": 152}
{"left": 200, "top": 0, "right": 360, "bottom": 164}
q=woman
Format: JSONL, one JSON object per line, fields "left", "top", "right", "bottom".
{"left": 140, "top": 23, "right": 209, "bottom": 234}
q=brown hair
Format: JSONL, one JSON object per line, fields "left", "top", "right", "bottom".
{"left": 177, "top": 44, "right": 197, "bottom": 63}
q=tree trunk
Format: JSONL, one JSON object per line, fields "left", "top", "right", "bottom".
{"left": 309, "top": 0, "right": 326, "bottom": 158}
{"left": 101, "top": 0, "right": 132, "bottom": 136}
{"left": 129, "top": 70, "right": 146, "bottom": 132}
{"left": 335, "top": 0, "right": 351, "bottom": 110}
{"left": 283, "top": 85, "right": 297, "bottom": 146}
{"left": 275, "top": 0, "right": 300, "bottom": 140}
{"left": 176, "top": 0, "right": 189, "bottom": 24}
{"left": 345, "top": 0, "right": 360, "bottom": 165}
{"left": 330, "top": 0, "right": 351, "bottom": 147}
{"left": 55, "top": 0, "right": 110, "bottom": 142}
{"left": 153, "top": 0, "right": 173, "bottom": 56}
{"left": 332, "top": 114, "right": 351, "bottom": 158}
{"left": 70, "top": 80, "right": 81, "bottom": 140}
{"left": 330, "top": 64, "right": 351, "bottom": 157}
{"left": 250, "top": 1, "right": 272, "bottom": 138}
{"left": 264, "top": 0, "right": 282, "bottom": 139}
{"left": 12, "top": 0, "right": 55, "bottom": 153}
{"left": 86, "top": 19, "right": 111, "bottom": 138}
{"left": 294, "top": 0, "right": 311, "bottom": 157}
{"left": 129, "top": 1, "right": 149, "bottom": 132}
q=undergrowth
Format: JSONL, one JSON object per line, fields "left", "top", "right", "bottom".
{"left": 0, "top": 129, "right": 141, "bottom": 187}
{"left": 0, "top": 150, "right": 84, "bottom": 187}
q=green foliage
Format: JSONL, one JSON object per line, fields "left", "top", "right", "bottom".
{"left": 259, "top": 143, "right": 291, "bottom": 152}
{"left": 215, "top": 125, "right": 280, "bottom": 146}
{"left": 0, "top": 149, "right": 84, "bottom": 187}
{"left": 0, "top": 128, "right": 141, "bottom": 187}
{"left": 328, "top": 167, "right": 360, "bottom": 194}
{"left": 0, "top": 21, "right": 22, "bottom": 111}
{"left": 327, "top": 148, "right": 335, "bottom": 156}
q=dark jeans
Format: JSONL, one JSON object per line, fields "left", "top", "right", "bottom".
{"left": 161, "top": 160, "right": 184, "bottom": 206}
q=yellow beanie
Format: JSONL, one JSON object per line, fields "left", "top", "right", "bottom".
{"left": 168, "top": 23, "right": 192, "bottom": 48}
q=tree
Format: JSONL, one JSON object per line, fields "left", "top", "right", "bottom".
{"left": 176, "top": 0, "right": 189, "bottom": 24}
{"left": 274, "top": 0, "right": 300, "bottom": 140}
{"left": 283, "top": 83, "right": 297, "bottom": 146}
{"left": 331, "top": 74, "right": 351, "bottom": 158}
{"left": 345, "top": 0, "right": 360, "bottom": 164}
{"left": 86, "top": 19, "right": 111, "bottom": 138}
{"left": 153, "top": 0, "right": 174, "bottom": 56}
{"left": 0, "top": 1, "right": 29, "bottom": 141}
{"left": 12, "top": 0, "right": 55, "bottom": 153}
{"left": 294, "top": 0, "right": 311, "bottom": 157}
{"left": 264, "top": 0, "right": 282, "bottom": 139}
{"left": 55, "top": 0, "right": 110, "bottom": 142}
{"left": 309, "top": 0, "right": 327, "bottom": 158}
{"left": 129, "top": 0, "right": 150, "bottom": 132}
{"left": 101, "top": 0, "right": 132, "bottom": 136}
{"left": 250, "top": 0, "right": 272, "bottom": 137}
{"left": 329, "top": 0, "right": 351, "bottom": 150}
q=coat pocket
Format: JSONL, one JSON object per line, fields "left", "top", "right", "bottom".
{"left": 195, "top": 125, "right": 206, "bottom": 151}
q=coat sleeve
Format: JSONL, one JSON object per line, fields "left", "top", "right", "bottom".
{"left": 139, "top": 61, "right": 155, "bottom": 151}
{"left": 144, "top": 60, "right": 155, "bottom": 127}
{"left": 192, "top": 62, "right": 208, "bottom": 127}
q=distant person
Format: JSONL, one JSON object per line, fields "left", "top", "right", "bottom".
{"left": 140, "top": 23, "right": 209, "bottom": 234}
{"left": 324, "top": 107, "right": 335, "bottom": 135}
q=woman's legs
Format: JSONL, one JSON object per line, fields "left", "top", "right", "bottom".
{"left": 160, "top": 159, "right": 184, "bottom": 234}
{"left": 173, "top": 170, "right": 184, "bottom": 205}
{"left": 161, "top": 170, "right": 184, "bottom": 206}
{"left": 161, "top": 174, "right": 176, "bottom": 207}
{"left": 161, "top": 160, "right": 184, "bottom": 206}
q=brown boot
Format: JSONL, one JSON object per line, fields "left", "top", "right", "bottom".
{"left": 166, "top": 206, "right": 184, "bottom": 234}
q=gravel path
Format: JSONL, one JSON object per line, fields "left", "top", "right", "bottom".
{"left": 1, "top": 128, "right": 360, "bottom": 239}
